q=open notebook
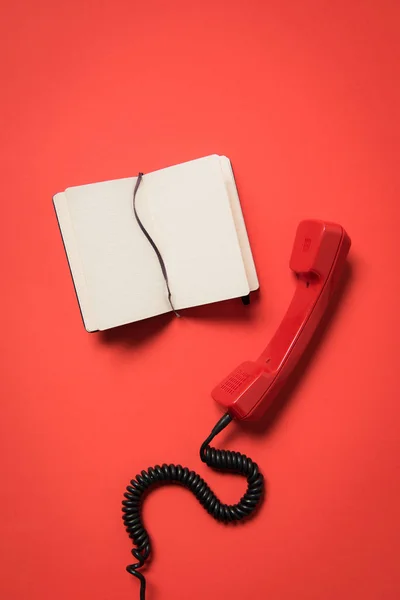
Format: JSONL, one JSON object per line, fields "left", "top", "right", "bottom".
{"left": 53, "top": 155, "right": 259, "bottom": 331}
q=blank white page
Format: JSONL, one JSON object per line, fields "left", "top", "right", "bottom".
{"left": 64, "top": 155, "right": 250, "bottom": 330}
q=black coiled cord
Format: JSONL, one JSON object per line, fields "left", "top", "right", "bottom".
{"left": 122, "top": 413, "right": 264, "bottom": 599}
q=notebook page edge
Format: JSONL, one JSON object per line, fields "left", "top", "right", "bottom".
{"left": 219, "top": 156, "right": 259, "bottom": 291}
{"left": 53, "top": 192, "right": 98, "bottom": 332}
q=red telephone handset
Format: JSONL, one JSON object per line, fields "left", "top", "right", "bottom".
{"left": 212, "top": 220, "right": 351, "bottom": 421}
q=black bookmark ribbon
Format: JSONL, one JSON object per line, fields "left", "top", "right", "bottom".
{"left": 132, "top": 173, "right": 180, "bottom": 317}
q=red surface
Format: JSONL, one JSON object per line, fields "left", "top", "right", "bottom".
{"left": 213, "top": 220, "right": 351, "bottom": 420}
{"left": 1, "top": 1, "right": 400, "bottom": 599}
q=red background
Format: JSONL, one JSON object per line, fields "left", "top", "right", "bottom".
{"left": 1, "top": 1, "right": 400, "bottom": 599}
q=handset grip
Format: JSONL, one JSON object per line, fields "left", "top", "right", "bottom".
{"left": 212, "top": 220, "right": 351, "bottom": 421}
